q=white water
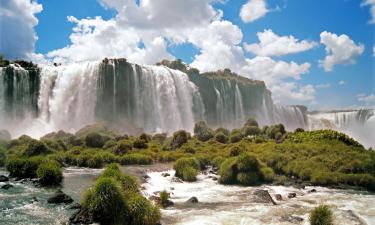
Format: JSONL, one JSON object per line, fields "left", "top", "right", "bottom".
{"left": 143, "top": 170, "right": 375, "bottom": 225}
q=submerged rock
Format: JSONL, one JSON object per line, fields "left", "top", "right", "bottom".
{"left": 0, "top": 175, "right": 9, "bottom": 182}
{"left": 280, "top": 215, "right": 304, "bottom": 223}
{"left": 1, "top": 183, "right": 13, "bottom": 190}
{"left": 161, "top": 173, "right": 170, "bottom": 177}
{"left": 69, "top": 208, "right": 94, "bottom": 225}
{"left": 47, "top": 190, "right": 74, "bottom": 204}
{"left": 186, "top": 196, "right": 199, "bottom": 204}
{"left": 31, "top": 196, "right": 38, "bottom": 203}
{"left": 69, "top": 203, "right": 82, "bottom": 210}
{"left": 308, "top": 189, "right": 317, "bottom": 193}
{"left": 253, "top": 190, "right": 277, "bottom": 205}
{"left": 162, "top": 199, "right": 174, "bottom": 208}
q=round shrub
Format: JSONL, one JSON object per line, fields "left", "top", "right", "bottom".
{"left": 215, "top": 127, "right": 230, "bottom": 136}
{"left": 159, "top": 190, "right": 169, "bottom": 207}
{"left": 23, "top": 140, "right": 50, "bottom": 156}
{"left": 173, "top": 157, "right": 200, "bottom": 181}
{"left": 236, "top": 154, "right": 260, "bottom": 172}
{"left": 243, "top": 126, "right": 261, "bottom": 137}
{"left": 230, "top": 129, "right": 243, "bottom": 143}
{"left": 244, "top": 118, "right": 259, "bottom": 127}
{"left": 100, "top": 163, "right": 139, "bottom": 192}
{"left": 295, "top": 128, "right": 305, "bottom": 133}
{"left": 139, "top": 133, "right": 151, "bottom": 142}
{"left": 229, "top": 146, "right": 243, "bottom": 157}
{"left": 309, "top": 205, "right": 333, "bottom": 225}
{"left": 36, "top": 160, "right": 63, "bottom": 186}
{"left": 170, "top": 130, "right": 188, "bottom": 150}
{"left": 83, "top": 177, "right": 127, "bottom": 225}
{"left": 152, "top": 133, "right": 167, "bottom": 144}
{"left": 236, "top": 172, "right": 259, "bottom": 185}
{"left": 6, "top": 157, "right": 43, "bottom": 178}
{"left": 181, "top": 167, "right": 198, "bottom": 182}
{"left": 133, "top": 138, "right": 148, "bottom": 149}
{"left": 127, "top": 193, "right": 161, "bottom": 225}
{"left": 85, "top": 132, "right": 105, "bottom": 148}
{"left": 194, "top": 121, "right": 214, "bottom": 142}
{"left": 215, "top": 132, "right": 228, "bottom": 144}
{"left": 86, "top": 155, "right": 104, "bottom": 168}
{"left": 114, "top": 140, "right": 132, "bottom": 155}
{"left": 212, "top": 156, "right": 225, "bottom": 168}
{"left": 260, "top": 167, "right": 275, "bottom": 182}
{"left": 219, "top": 158, "right": 237, "bottom": 184}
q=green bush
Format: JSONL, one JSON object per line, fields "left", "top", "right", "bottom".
{"left": 212, "top": 156, "right": 225, "bottom": 168}
{"left": 113, "top": 140, "right": 132, "bottom": 155}
{"left": 152, "top": 133, "right": 167, "bottom": 144}
{"left": 23, "top": 140, "right": 50, "bottom": 156}
{"left": 309, "top": 205, "right": 333, "bottom": 225}
{"left": 159, "top": 190, "right": 169, "bottom": 207}
{"left": 229, "top": 146, "right": 243, "bottom": 157}
{"left": 243, "top": 126, "right": 261, "bottom": 136}
{"left": 194, "top": 121, "right": 214, "bottom": 142}
{"left": 100, "top": 164, "right": 139, "bottom": 192}
{"left": 215, "top": 132, "right": 228, "bottom": 144}
{"left": 6, "top": 157, "right": 44, "bottom": 178}
{"left": 119, "top": 154, "right": 152, "bottom": 165}
{"left": 133, "top": 138, "right": 148, "bottom": 149}
{"left": 36, "top": 160, "right": 63, "bottom": 186}
{"left": 83, "top": 177, "right": 127, "bottom": 224}
{"left": 173, "top": 157, "right": 200, "bottom": 181}
{"left": 127, "top": 194, "right": 161, "bottom": 225}
{"left": 215, "top": 127, "right": 230, "bottom": 136}
{"left": 244, "top": 118, "right": 259, "bottom": 127}
{"left": 170, "top": 130, "right": 188, "bottom": 150}
{"left": 230, "top": 129, "right": 243, "bottom": 143}
{"left": 85, "top": 132, "right": 105, "bottom": 148}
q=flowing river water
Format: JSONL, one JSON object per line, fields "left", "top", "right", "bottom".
{"left": 1, "top": 165, "right": 374, "bottom": 225}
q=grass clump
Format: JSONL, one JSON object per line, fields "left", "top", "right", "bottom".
{"left": 173, "top": 157, "right": 200, "bottom": 182}
{"left": 309, "top": 205, "right": 333, "bottom": 225}
{"left": 36, "top": 159, "right": 63, "bottom": 186}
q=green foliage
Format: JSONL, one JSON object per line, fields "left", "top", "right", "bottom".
{"left": 170, "top": 130, "right": 188, "bottom": 150}
{"left": 288, "top": 130, "right": 363, "bottom": 147}
{"left": 36, "top": 160, "right": 63, "bottom": 186}
{"left": 85, "top": 132, "right": 105, "bottom": 148}
{"left": 119, "top": 154, "right": 152, "bottom": 165}
{"left": 159, "top": 190, "right": 169, "bottom": 207}
{"left": 215, "top": 132, "right": 228, "bottom": 144}
{"left": 173, "top": 157, "right": 200, "bottom": 181}
{"left": 309, "top": 205, "right": 333, "bottom": 225}
{"left": 243, "top": 126, "right": 261, "bottom": 136}
{"left": 152, "top": 133, "right": 167, "bottom": 144}
{"left": 194, "top": 121, "right": 214, "bottom": 142}
{"left": 113, "top": 140, "right": 132, "bottom": 155}
{"left": 127, "top": 194, "right": 161, "bottom": 225}
{"left": 133, "top": 138, "right": 148, "bottom": 149}
{"left": 23, "top": 140, "right": 50, "bottom": 156}
{"left": 244, "top": 118, "right": 259, "bottom": 127}
{"left": 219, "top": 154, "right": 274, "bottom": 185}
{"left": 265, "top": 124, "right": 286, "bottom": 139}
{"left": 6, "top": 157, "right": 44, "bottom": 178}
{"left": 100, "top": 163, "right": 139, "bottom": 192}
{"left": 212, "top": 156, "right": 225, "bottom": 168}
{"left": 230, "top": 129, "right": 243, "bottom": 143}
{"left": 215, "top": 127, "right": 230, "bottom": 136}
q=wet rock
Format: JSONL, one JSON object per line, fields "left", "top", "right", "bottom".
{"left": 48, "top": 190, "right": 74, "bottom": 204}
{"left": 162, "top": 199, "right": 174, "bottom": 208}
{"left": 149, "top": 195, "right": 160, "bottom": 202}
{"left": 31, "top": 197, "right": 38, "bottom": 202}
{"left": 253, "top": 190, "right": 277, "bottom": 205}
{"left": 280, "top": 215, "right": 304, "bottom": 223}
{"left": 288, "top": 193, "right": 297, "bottom": 199}
{"left": 0, "top": 175, "right": 9, "bottom": 182}
{"left": 212, "top": 177, "right": 218, "bottom": 181}
{"left": 69, "top": 203, "right": 82, "bottom": 210}
{"left": 170, "top": 187, "right": 175, "bottom": 190}
{"left": 171, "top": 177, "right": 183, "bottom": 183}
{"left": 308, "top": 189, "right": 317, "bottom": 193}
{"left": 1, "top": 184, "right": 13, "bottom": 190}
{"left": 143, "top": 174, "right": 150, "bottom": 180}
{"left": 69, "top": 208, "right": 94, "bottom": 225}
{"left": 275, "top": 194, "right": 282, "bottom": 201}
{"left": 186, "top": 197, "right": 199, "bottom": 204}
{"left": 162, "top": 173, "right": 170, "bottom": 177}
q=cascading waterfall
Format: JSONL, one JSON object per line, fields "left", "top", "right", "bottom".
{"left": 0, "top": 59, "right": 372, "bottom": 149}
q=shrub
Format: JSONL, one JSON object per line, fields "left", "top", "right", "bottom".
{"left": 295, "top": 128, "right": 305, "bottom": 133}
{"left": 36, "top": 160, "right": 63, "bottom": 186}
{"left": 266, "top": 124, "right": 286, "bottom": 139}
{"left": 152, "top": 133, "right": 167, "bottom": 143}
{"left": 100, "top": 164, "right": 139, "bottom": 192}
{"left": 215, "top": 127, "right": 230, "bottom": 136}
{"left": 212, "top": 156, "right": 225, "bottom": 168}
{"left": 219, "top": 157, "right": 237, "bottom": 184}
{"left": 230, "top": 129, "right": 243, "bottom": 143}
{"left": 309, "top": 205, "right": 333, "bottom": 225}
{"left": 260, "top": 167, "right": 275, "bottom": 182}
{"left": 243, "top": 126, "right": 261, "bottom": 137}
{"left": 133, "top": 138, "right": 148, "bottom": 149}
{"left": 6, "top": 157, "right": 44, "bottom": 178}
{"left": 139, "top": 133, "right": 151, "bottom": 142}
{"left": 194, "top": 121, "right": 214, "bottom": 142}
{"left": 85, "top": 132, "right": 105, "bottom": 148}
{"left": 86, "top": 155, "right": 104, "bottom": 168}
{"left": 229, "top": 146, "right": 243, "bottom": 157}
{"left": 83, "top": 177, "right": 127, "bottom": 225}
{"left": 244, "top": 118, "right": 259, "bottom": 127}
{"left": 113, "top": 140, "right": 132, "bottom": 155}
{"left": 170, "top": 130, "right": 188, "bottom": 150}
{"left": 173, "top": 157, "right": 200, "bottom": 181}
{"left": 23, "top": 140, "right": 50, "bottom": 156}
{"left": 159, "top": 190, "right": 169, "bottom": 207}
{"left": 127, "top": 194, "right": 161, "bottom": 225}
{"left": 119, "top": 154, "right": 152, "bottom": 165}
{"left": 215, "top": 132, "right": 228, "bottom": 144}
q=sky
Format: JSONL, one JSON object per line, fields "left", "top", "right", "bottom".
{"left": 0, "top": 0, "right": 374, "bottom": 110}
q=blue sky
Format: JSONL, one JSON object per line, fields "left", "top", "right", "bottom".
{"left": 1, "top": 0, "right": 374, "bottom": 110}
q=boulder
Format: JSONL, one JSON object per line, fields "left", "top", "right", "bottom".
{"left": 186, "top": 196, "right": 199, "bottom": 204}
{"left": 48, "top": 190, "right": 74, "bottom": 204}
{"left": 308, "top": 189, "right": 317, "bottom": 193}
{"left": 31, "top": 197, "right": 38, "bottom": 203}
{"left": 143, "top": 174, "right": 150, "bottom": 180}
{"left": 253, "top": 190, "right": 277, "bottom": 205}
{"left": 69, "top": 203, "right": 82, "bottom": 210}
{"left": 288, "top": 193, "right": 297, "bottom": 199}
{"left": 1, "top": 183, "right": 13, "bottom": 190}
{"left": 0, "top": 175, "right": 9, "bottom": 182}
{"left": 275, "top": 194, "right": 282, "bottom": 201}
{"left": 162, "top": 199, "right": 174, "bottom": 208}
{"left": 69, "top": 208, "right": 94, "bottom": 225}
{"left": 161, "top": 173, "right": 170, "bottom": 177}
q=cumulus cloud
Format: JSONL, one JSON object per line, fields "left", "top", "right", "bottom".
{"left": 316, "top": 83, "right": 331, "bottom": 89}
{"left": 240, "top": 0, "right": 269, "bottom": 23}
{"left": 362, "top": 0, "right": 375, "bottom": 24}
{"left": 357, "top": 93, "right": 375, "bottom": 107}
{"left": 244, "top": 29, "right": 316, "bottom": 57}
{"left": 338, "top": 80, "right": 346, "bottom": 85}
{"left": 319, "top": 31, "right": 365, "bottom": 72}
{"left": 270, "top": 83, "right": 315, "bottom": 104}
{"left": 0, "top": 0, "right": 42, "bottom": 60}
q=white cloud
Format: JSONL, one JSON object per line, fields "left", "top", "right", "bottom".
{"left": 244, "top": 29, "right": 316, "bottom": 57}
{"left": 240, "top": 0, "right": 269, "bottom": 23}
{"left": 316, "top": 83, "right": 331, "bottom": 89}
{"left": 362, "top": 0, "right": 375, "bottom": 24}
{"left": 270, "top": 83, "right": 315, "bottom": 104}
{"left": 338, "top": 80, "right": 346, "bottom": 85}
{"left": 319, "top": 31, "right": 365, "bottom": 72}
{"left": 0, "top": 0, "right": 42, "bottom": 60}
{"left": 357, "top": 93, "right": 375, "bottom": 107}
